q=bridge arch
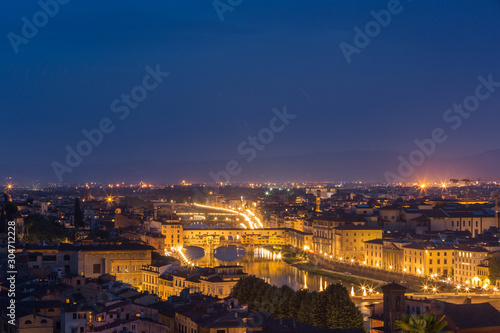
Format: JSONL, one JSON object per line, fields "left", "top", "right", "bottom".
{"left": 185, "top": 222, "right": 209, "bottom": 229}
{"left": 183, "top": 246, "right": 205, "bottom": 259}
{"left": 210, "top": 222, "right": 232, "bottom": 229}
{"left": 213, "top": 245, "right": 245, "bottom": 261}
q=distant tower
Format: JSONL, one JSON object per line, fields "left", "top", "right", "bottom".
{"left": 316, "top": 190, "right": 321, "bottom": 212}
{"left": 381, "top": 282, "right": 407, "bottom": 333}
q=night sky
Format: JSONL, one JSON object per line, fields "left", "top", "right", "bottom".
{"left": 1, "top": 1, "right": 500, "bottom": 183}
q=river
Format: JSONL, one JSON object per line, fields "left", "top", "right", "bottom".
{"left": 184, "top": 245, "right": 500, "bottom": 319}
{"left": 184, "top": 245, "right": 376, "bottom": 320}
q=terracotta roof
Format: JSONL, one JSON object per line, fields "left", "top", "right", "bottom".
{"left": 381, "top": 282, "right": 407, "bottom": 291}
{"left": 439, "top": 303, "right": 500, "bottom": 329}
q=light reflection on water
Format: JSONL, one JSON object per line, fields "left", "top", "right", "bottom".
{"left": 184, "top": 245, "right": 355, "bottom": 291}
{"left": 184, "top": 245, "right": 500, "bottom": 328}
{"left": 184, "top": 245, "right": 380, "bottom": 326}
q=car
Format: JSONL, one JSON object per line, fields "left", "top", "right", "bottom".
{"left": 400, "top": 280, "right": 408, "bottom": 284}
{"left": 344, "top": 271, "right": 352, "bottom": 275}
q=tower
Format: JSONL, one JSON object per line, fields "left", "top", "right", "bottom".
{"left": 316, "top": 189, "right": 321, "bottom": 212}
{"left": 381, "top": 282, "right": 407, "bottom": 333}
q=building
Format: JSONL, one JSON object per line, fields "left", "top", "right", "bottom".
{"left": 369, "top": 282, "right": 407, "bottom": 333}
{"left": 144, "top": 265, "right": 247, "bottom": 300}
{"left": 161, "top": 222, "right": 184, "bottom": 250}
{"left": 287, "top": 228, "right": 313, "bottom": 251}
{"left": 368, "top": 288, "right": 500, "bottom": 333}
{"left": 333, "top": 225, "right": 383, "bottom": 261}
{"left": 141, "top": 262, "right": 173, "bottom": 295}
{"left": 454, "top": 246, "right": 489, "bottom": 285}
{"left": 430, "top": 302, "right": 500, "bottom": 333}
{"left": 140, "top": 231, "right": 166, "bottom": 253}
{"left": 311, "top": 214, "right": 362, "bottom": 255}
{"left": 403, "top": 243, "right": 455, "bottom": 278}
{"left": 365, "top": 239, "right": 384, "bottom": 268}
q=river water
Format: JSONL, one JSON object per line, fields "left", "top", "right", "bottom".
{"left": 184, "top": 245, "right": 376, "bottom": 320}
{"left": 184, "top": 245, "right": 500, "bottom": 319}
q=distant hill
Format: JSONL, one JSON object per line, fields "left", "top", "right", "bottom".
{"left": 3, "top": 149, "right": 500, "bottom": 184}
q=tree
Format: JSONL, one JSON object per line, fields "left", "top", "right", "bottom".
{"left": 4, "top": 202, "right": 19, "bottom": 217}
{"left": 395, "top": 313, "right": 449, "bottom": 333}
{"left": 74, "top": 198, "right": 84, "bottom": 228}
{"left": 230, "top": 276, "right": 365, "bottom": 330}
{"left": 488, "top": 254, "right": 500, "bottom": 285}
{"left": 23, "top": 214, "right": 68, "bottom": 243}
{"left": 324, "top": 284, "right": 364, "bottom": 329}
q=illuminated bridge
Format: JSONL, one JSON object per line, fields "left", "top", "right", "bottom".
{"left": 165, "top": 203, "right": 263, "bottom": 229}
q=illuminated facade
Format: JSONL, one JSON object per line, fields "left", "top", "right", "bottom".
{"left": 333, "top": 225, "right": 383, "bottom": 261}
{"left": 403, "top": 243, "right": 455, "bottom": 278}
{"left": 161, "top": 222, "right": 184, "bottom": 250}
{"left": 454, "top": 246, "right": 489, "bottom": 285}
{"left": 365, "top": 239, "right": 384, "bottom": 268}
{"left": 142, "top": 266, "right": 246, "bottom": 299}
{"left": 183, "top": 228, "right": 288, "bottom": 247}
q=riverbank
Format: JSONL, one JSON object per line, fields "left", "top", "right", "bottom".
{"left": 291, "top": 262, "right": 383, "bottom": 287}
{"left": 281, "top": 251, "right": 384, "bottom": 287}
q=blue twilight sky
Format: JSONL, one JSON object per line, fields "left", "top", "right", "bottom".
{"left": 0, "top": 0, "right": 499, "bottom": 182}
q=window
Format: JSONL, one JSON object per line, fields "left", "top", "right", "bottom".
{"left": 64, "top": 255, "right": 71, "bottom": 261}
{"left": 93, "top": 264, "right": 101, "bottom": 274}
{"left": 40, "top": 319, "right": 48, "bottom": 324}
{"left": 24, "top": 320, "right": 32, "bottom": 325}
